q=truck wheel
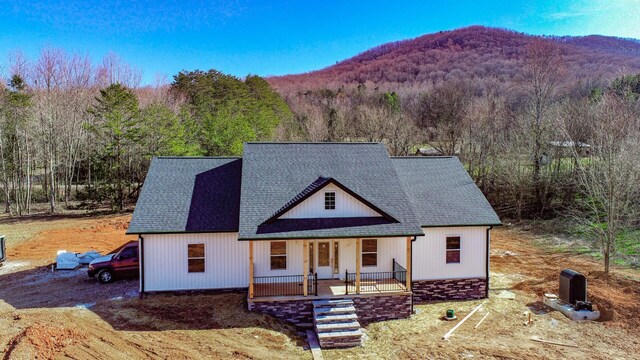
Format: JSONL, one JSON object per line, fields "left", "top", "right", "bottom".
{"left": 97, "top": 269, "right": 114, "bottom": 284}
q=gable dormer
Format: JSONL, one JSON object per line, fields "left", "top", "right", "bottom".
{"left": 264, "top": 177, "right": 396, "bottom": 224}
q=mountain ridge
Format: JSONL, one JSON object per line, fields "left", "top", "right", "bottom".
{"left": 268, "top": 26, "right": 640, "bottom": 93}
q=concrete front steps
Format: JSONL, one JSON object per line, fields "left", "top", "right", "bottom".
{"left": 313, "top": 299, "right": 362, "bottom": 348}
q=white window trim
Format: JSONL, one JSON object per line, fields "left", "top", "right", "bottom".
{"left": 187, "top": 243, "right": 206, "bottom": 273}
{"left": 361, "top": 238, "right": 378, "bottom": 268}
{"left": 445, "top": 235, "right": 462, "bottom": 264}
{"left": 270, "top": 241, "right": 288, "bottom": 271}
{"left": 324, "top": 190, "right": 336, "bottom": 211}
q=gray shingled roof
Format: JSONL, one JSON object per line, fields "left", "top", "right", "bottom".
{"left": 128, "top": 145, "right": 500, "bottom": 236}
{"left": 391, "top": 157, "right": 501, "bottom": 227}
{"left": 127, "top": 157, "right": 242, "bottom": 234}
{"left": 238, "top": 143, "right": 425, "bottom": 240}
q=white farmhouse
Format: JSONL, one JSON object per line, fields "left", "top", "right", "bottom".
{"left": 127, "top": 142, "right": 501, "bottom": 347}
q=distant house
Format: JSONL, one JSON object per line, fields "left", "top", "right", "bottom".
{"left": 415, "top": 147, "right": 442, "bottom": 156}
{"left": 549, "top": 141, "right": 591, "bottom": 157}
{"left": 127, "top": 143, "right": 501, "bottom": 347}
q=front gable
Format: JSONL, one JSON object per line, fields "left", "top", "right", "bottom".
{"left": 280, "top": 183, "right": 382, "bottom": 219}
{"left": 238, "top": 143, "right": 424, "bottom": 240}
{"left": 264, "top": 177, "right": 395, "bottom": 224}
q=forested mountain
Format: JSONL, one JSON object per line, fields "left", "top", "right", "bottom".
{"left": 269, "top": 26, "right": 640, "bottom": 95}
{"left": 262, "top": 26, "right": 640, "bottom": 245}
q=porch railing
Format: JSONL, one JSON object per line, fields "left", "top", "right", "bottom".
{"left": 344, "top": 258, "right": 407, "bottom": 294}
{"left": 253, "top": 273, "right": 317, "bottom": 297}
{"left": 392, "top": 258, "right": 407, "bottom": 284}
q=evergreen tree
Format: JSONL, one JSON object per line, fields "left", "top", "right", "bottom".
{"left": 171, "top": 70, "right": 291, "bottom": 155}
{"left": 87, "top": 83, "right": 140, "bottom": 210}
{"left": 139, "top": 102, "right": 202, "bottom": 156}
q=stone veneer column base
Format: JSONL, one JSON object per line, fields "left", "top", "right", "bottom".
{"left": 412, "top": 278, "right": 487, "bottom": 302}
{"left": 248, "top": 293, "right": 412, "bottom": 328}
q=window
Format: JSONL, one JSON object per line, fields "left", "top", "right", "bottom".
{"left": 324, "top": 191, "right": 336, "bottom": 210}
{"left": 188, "top": 244, "right": 205, "bottom": 272}
{"left": 446, "top": 236, "right": 461, "bottom": 264}
{"left": 361, "top": 239, "right": 377, "bottom": 267}
{"left": 270, "top": 241, "right": 287, "bottom": 270}
{"left": 118, "top": 246, "right": 138, "bottom": 260}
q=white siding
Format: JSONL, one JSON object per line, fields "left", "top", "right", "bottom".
{"left": 142, "top": 233, "right": 248, "bottom": 291}
{"left": 325, "top": 238, "right": 407, "bottom": 279}
{"left": 339, "top": 239, "right": 356, "bottom": 277}
{"left": 252, "top": 237, "right": 407, "bottom": 279}
{"left": 279, "top": 184, "right": 381, "bottom": 219}
{"left": 412, "top": 227, "right": 489, "bottom": 281}
{"left": 254, "top": 240, "right": 304, "bottom": 277}
{"left": 345, "top": 237, "right": 406, "bottom": 274}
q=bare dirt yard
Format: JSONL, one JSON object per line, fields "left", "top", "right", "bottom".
{"left": 1, "top": 213, "right": 639, "bottom": 359}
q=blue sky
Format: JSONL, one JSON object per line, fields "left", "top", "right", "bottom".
{"left": 1, "top": 0, "right": 639, "bottom": 84}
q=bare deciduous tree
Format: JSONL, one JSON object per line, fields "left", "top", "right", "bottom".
{"left": 417, "top": 81, "right": 471, "bottom": 155}
{"left": 520, "top": 40, "right": 565, "bottom": 214}
{"left": 563, "top": 94, "right": 640, "bottom": 273}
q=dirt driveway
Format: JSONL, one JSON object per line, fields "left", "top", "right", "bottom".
{"left": 1, "top": 214, "right": 639, "bottom": 359}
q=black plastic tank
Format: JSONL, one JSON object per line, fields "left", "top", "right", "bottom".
{"left": 559, "top": 269, "right": 587, "bottom": 304}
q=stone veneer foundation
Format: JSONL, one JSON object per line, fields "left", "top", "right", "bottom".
{"left": 352, "top": 294, "right": 412, "bottom": 325}
{"left": 248, "top": 298, "right": 314, "bottom": 327}
{"left": 412, "top": 277, "right": 487, "bottom": 302}
{"left": 248, "top": 293, "right": 412, "bottom": 328}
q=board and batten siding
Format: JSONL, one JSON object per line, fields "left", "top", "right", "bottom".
{"left": 279, "top": 184, "right": 381, "bottom": 219}
{"left": 142, "top": 233, "right": 248, "bottom": 291}
{"left": 412, "top": 226, "right": 489, "bottom": 281}
{"left": 253, "top": 240, "right": 305, "bottom": 277}
{"left": 253, "top": 237, "right": 407, "bottom": 279}
{"left": 338, "top": 237, "right": 407, "bottom": 275}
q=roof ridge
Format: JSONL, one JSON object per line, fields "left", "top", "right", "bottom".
{"left": 244, "top": 142, "right": 382, "bottom": 145}
{"left": 391, "top": 156, "right": 457, "bottom": 159}
{"left": 155, "top": 156, "right": 241, "bottom": 159}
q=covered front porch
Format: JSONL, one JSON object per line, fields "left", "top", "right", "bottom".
{"left": 248, "top": 237, "right": 413, "bottom": 299}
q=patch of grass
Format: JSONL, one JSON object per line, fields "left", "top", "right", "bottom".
{"left": 617, "top": 230, "right": 640, "bottom": 256}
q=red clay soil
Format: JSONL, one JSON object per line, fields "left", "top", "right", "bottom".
{"left": 491, "top": 227, "right": 640, "bottom": 329}
{"left": 7, "top": 215, "right": 136, "bottom": 264}
{"left": 2, "top": 214, "right": 639, "bottom": 359}
{"left": 2, "top": 323, "right": 86, "bottom": 360}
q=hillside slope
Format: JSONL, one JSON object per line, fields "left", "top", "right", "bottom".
{"left": 269, "top": 26, "right": 640, "bottom": 93}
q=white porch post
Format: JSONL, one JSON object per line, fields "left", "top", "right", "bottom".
{"left": 355, "top": 238, "right": 361, "bottom": 294}
{"left": 406, "top": 237, "right": 412, "bottom": 291}
{"left": 303, "top": 240, "right": 309, "bottom": 296}
{"left": 249, "top": 240, "right": 254, "bottom": 299}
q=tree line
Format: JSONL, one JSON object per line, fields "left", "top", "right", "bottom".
{"left": 0, "top": 50, "right": 290, "bottom": 213}
{"left": 1, "top": 43, "right": 638, "bottom": 273}
{"left": 277, "top": 40, "right": 640, "bottom": 273}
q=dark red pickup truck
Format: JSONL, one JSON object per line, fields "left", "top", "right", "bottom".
{"left": 88, "top": 241, "right": 139, "bottom": 283}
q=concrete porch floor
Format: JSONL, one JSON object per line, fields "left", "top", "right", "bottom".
{"left": 252, "top": 278, "right": 407, "bottom": 300}
{"left": 318, "top": 279, "right": 407, "bottom": 296}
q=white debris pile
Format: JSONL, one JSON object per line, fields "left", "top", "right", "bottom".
{"left": 56, "top": 250, "right": 102, "bottom": 270}
{"left": 77, "top": 250, "right": 102, "bottom": 264}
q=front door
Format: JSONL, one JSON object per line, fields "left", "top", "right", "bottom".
{"left": 316, "top": 241, "right": 333, "bottom": 279}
